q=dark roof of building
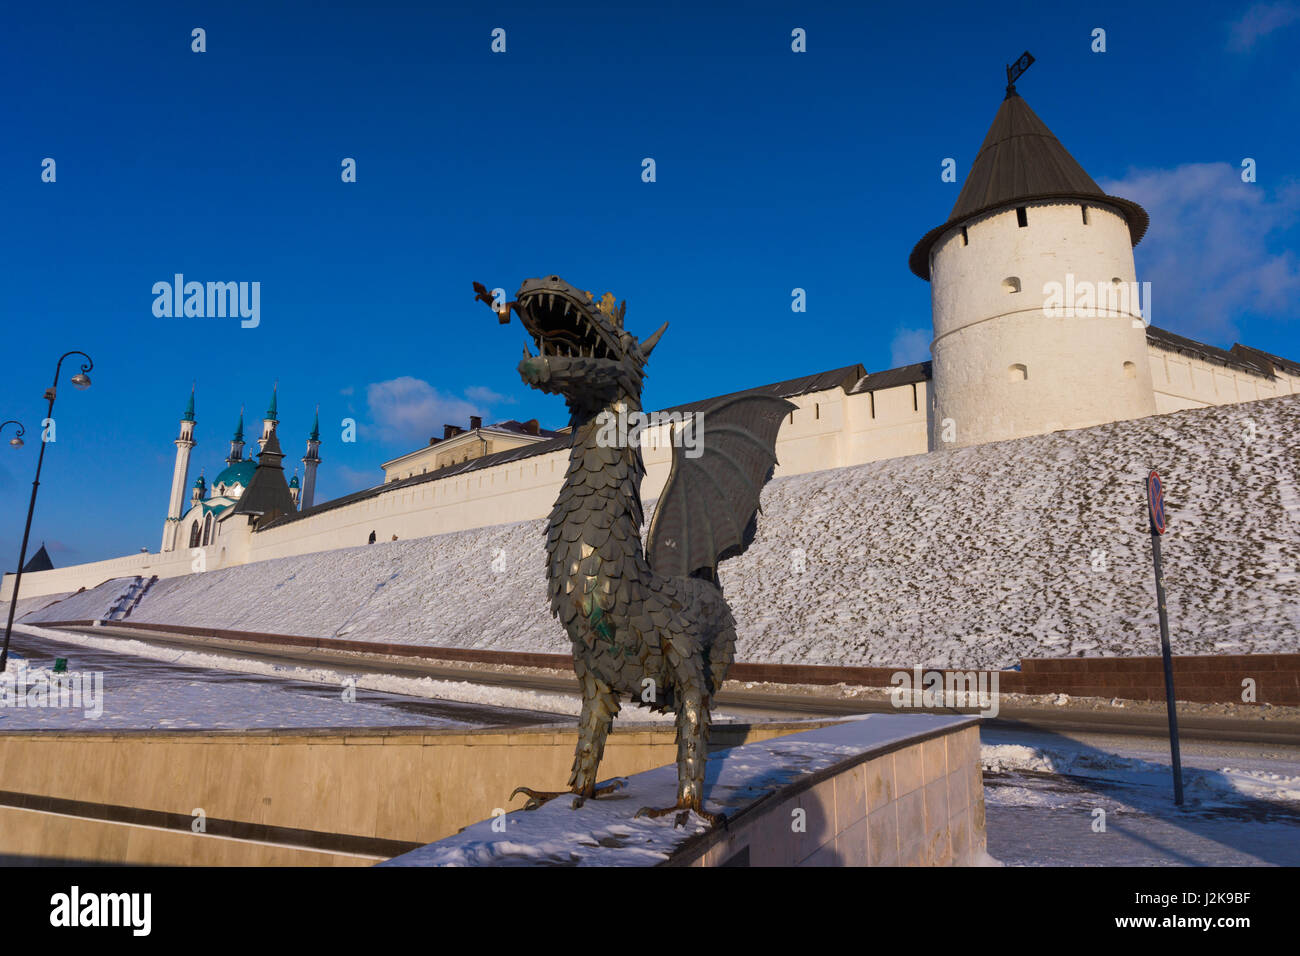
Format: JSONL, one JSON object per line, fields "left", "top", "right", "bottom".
{"left": 910, "top": 91, "right": 1149, "bottom": 280}
{"left": 487, "top": 419, "right": 564, "bottom": 439}
{"left": 1144, "top": 326, "right": 1278, "bottom": 376}
{"left": 230, "top": 431, "right": 298, "bottom": 521}
{"left": 652, "top": 365, "right": 865, "bottom": 418}
{"left": 1229, "top": 343, "right": 1300, "bottom": 378}
{"left": 260, "top": 365, "right": 866, "bottom": 531}
{"left": 848, "top": 361, "right": 933, "bottom": 394}
{"left": 22, "top": 544, "right": 54, "bottom": 573}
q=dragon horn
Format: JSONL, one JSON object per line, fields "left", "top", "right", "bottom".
{"left": 641, "top": 321, "right": 669, "bottom": 357}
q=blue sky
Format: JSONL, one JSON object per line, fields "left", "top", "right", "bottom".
{"left": 2, "top": 0, "right": 1297, "bottom": 566}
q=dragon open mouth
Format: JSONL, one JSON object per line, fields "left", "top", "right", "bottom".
{"left": 518, "top": 290, "right": 618, "bottom": 361}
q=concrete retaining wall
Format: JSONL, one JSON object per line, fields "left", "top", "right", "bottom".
{"left": 0, "top": 722, "right": 824, "bottom": 866}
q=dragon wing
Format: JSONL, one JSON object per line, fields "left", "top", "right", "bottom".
{"left": 645, "top": 394, "right": 796, "bottom": 578}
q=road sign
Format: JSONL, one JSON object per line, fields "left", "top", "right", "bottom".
{"left": 1147, "top": 470, "right": 1166, "bottom": 535}
{"left": 1146, "top": 470, "right": 1183, "bottom": 805}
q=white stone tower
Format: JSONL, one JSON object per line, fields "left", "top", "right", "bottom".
{"left": 300, "top": 407, "right": 321, "bottom": 511}
{"left": 162, "top": 386, "right": 197, "bottom": 552}
{"left": 911, "top": 76, "right": 1157, "bottom": 449}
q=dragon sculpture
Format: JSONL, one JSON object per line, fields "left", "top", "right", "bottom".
{"left": 474, "top": 275, "right": 793, "bottom": 826}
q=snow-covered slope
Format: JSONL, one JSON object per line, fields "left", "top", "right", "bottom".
{"left": 3, "top": 591, "right": 74, "bottom": 623}
{"left": 24, "top": 395, "right": 1300, "bottom": 668}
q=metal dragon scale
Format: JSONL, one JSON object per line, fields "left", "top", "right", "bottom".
{"left": 475, "top": 276, "right": 793, "bottom": 826}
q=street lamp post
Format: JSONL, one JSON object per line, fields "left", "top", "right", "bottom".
{"left": 1, "top": 351, "right": 94, "bottom": 672}
{"left": 1, "top": 422, "right": 26, "bottom": 448}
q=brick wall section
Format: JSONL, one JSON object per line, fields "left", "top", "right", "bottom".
{"left": 38, "top": 620, "right": 1300, "bottom": 705}
{"left": 1014, "top": 654, "right": 1299, "bottom": 705}
{"left": 730, "top": 657, "right": 1299, "bottom": 704}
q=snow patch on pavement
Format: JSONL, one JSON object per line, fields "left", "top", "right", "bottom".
{"left": 11, "top": 624, "right": 735, "bottom": 725}
{"left": 982, "top": 742, "right": 1300, "bottom": 806}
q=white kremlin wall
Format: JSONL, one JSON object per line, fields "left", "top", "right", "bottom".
{"left": 1150, "top": 346, "right": 1299, "bottom": 413}
{"left": 1, "top": 377, "right": 929, "bottom": 600}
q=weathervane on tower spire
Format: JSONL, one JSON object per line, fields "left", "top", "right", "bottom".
{"left": 1005, "top": 50, "right": 1035, "bottom": 97}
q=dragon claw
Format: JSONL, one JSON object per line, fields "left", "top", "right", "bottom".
{"left": 512, "top": 779, "right": 627, "bottom": 812}
{"left": 574, "top": 779, "right": 627, "bottom": 808}
{"left": 510, "top": 786, "right": 567, "bottom": 811}
{"left": 634, "top": 800, "right": 725, "bottom": 829}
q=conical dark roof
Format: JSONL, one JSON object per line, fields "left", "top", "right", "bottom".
{"left": 22, "top": 544, "right": 54, "bottom": 573}
{"left": 231, "top": 430, "right": 297, "bottom": 520}
{"left": 910, "top": 91, "right": 1148, "bottom": 280}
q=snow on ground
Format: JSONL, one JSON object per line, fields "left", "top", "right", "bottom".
{"left": 8, "top": 624, "right": 732, "bottom": 726}
{"left": 0, "top": 637, "right": 468, "bottom": 732}
{"left": 12, "top": 580, "right": 140, "bottom": 624}
{"left": 982, "top": 741, "right": 1300, "bottom": 806}
{"left": 980, "top": 728, "right": 1300, "bottom": 866}
{"left": 21, "top": 394, "right": 1300, "bottom": 668}
{"left": 2, "top": 590, "right": 74, "bottom": 622}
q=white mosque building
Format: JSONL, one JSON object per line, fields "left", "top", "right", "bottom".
{"left": 5, "top": 79, "right": 1297, "bottom": 601}
{"left": 158, "top": 387, "right": 320, "bottom": 564}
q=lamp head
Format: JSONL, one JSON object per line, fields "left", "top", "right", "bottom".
{"left": 70, "top": 372, "right": 91, "bottom": 390}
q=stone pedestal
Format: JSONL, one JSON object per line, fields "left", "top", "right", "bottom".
{"left": 384, "top": 714, "right": 986, "bottom": 867}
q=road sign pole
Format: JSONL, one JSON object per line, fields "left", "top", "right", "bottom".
{"left": 1147, "top": 471, "right": 1184, "bottom": 806}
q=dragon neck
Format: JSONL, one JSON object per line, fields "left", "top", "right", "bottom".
{"left": 574, "top": 392, "right": 644, "bottom": 515}
{"left": 554, "top": 395, "right": 648, "bottom": 566}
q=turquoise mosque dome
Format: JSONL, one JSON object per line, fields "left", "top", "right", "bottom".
{"left": 213, "top": 459, "right": 256, "bottom": 491}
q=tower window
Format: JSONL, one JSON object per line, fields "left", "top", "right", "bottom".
{"left": 1123, "top": 361, "right": 1137, "bottom": 379}
{"left": 1002, "top": 277, "right": 1021, "bottom": 294}
{"left": 961, "top": 226, "right": 969, "bottom": 246}
{"left": 1008, "top": 364, "right": 1028, "bottom": 382}
{"left": 1081, "top": 205, "right": 1090, "bottom": 225}
{"left": 911, "top": 383, "right": 918, "bottom": 411}
{"left": 1016, "top": 206, "right": 1028, "bottom": 228}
